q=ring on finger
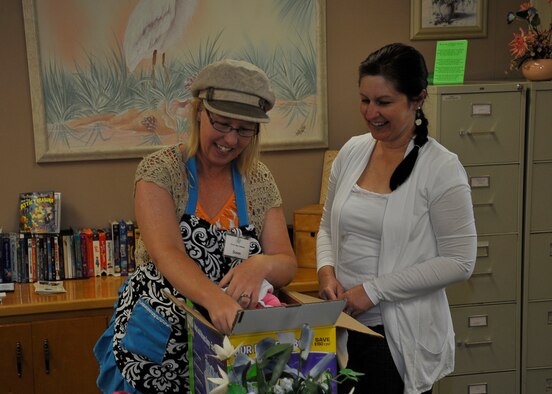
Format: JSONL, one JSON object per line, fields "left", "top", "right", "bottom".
{"left": 238, "top": 293, "right": 251, "bottom": 306}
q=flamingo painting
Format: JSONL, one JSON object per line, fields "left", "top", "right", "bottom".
{"left": 123, "top": 0, "right": 198, "bottom": 87}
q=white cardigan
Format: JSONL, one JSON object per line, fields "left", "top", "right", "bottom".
{"left": 317, "top": 133, "right": 477, "bottom": 393}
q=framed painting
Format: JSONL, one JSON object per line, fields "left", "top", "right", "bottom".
{"left": 410, "top": 0, "right": 488, "bottom": 40}
{"left": 22, "top": 0, "right": 328, "bottom": 162}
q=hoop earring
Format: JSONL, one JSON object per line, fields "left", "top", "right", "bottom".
{"left": 415, "top": 107, "right": 422, "bottom": 127}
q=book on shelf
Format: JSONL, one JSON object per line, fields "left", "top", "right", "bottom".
{"left": 111, "top": 220, "right": 121, "bottom": 275}
{"left": 126, "top": 220, "right": 136, "bottom": 274}
{"left": 19, "top": 191, "right": 61, "bottom": 234}
{"left": 92, "top": 229, "right": 101, "bottom": 276}
{"left": 119, "top": 220, "right": 128, "bottom": 276}
{"left": 105, "top": 228, "right": 114, "bottom": 276}
{"left": 0, "top": 233, "right": 16, "bottom": 283}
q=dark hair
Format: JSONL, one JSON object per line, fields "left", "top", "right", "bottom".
{"left": 359, "top": 43, "right": 429, "bottom": 191}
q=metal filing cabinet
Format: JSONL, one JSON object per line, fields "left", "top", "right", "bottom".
{"left": 425, "top": 82, "right": 526, "bottom": 394}
{"left": 522, "top": 81, "right": 552, "bottom": 394}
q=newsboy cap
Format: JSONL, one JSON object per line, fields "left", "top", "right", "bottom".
{"left": 191, "top": 59, "right": 275, "bottom": 123}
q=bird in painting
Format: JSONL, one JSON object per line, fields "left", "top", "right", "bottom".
{"left": 123, "top": 0, "right": 198, "bottom": 87}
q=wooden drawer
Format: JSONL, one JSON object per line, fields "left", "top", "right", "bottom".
{"left": 447, "top": 234, "right": 519, "bottom": 305}
{"left": 293, "top": 204, "right": 323, "bottom": 269}
{"left": 526, "top": 301, "right": 552, "bottom": 368}
{"left": 467, "top": 164, "right": 521, "bottom": 235}
{"left": 451, "top": 303, "right": 518, "bottom": 374}
{"left": 527, "top": 233, "right": 552, "bottom": 301}
{"left": 436, "top": 371, "right": 517, "bottom": 394}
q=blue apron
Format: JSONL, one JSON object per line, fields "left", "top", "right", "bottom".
{"left": 94, "top": 158, "right": 262, "bottom": 394}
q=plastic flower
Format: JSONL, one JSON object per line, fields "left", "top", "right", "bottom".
{"left": 506, "top": 2, "right": 552, "bottom": 70}
{"left": 208, "top": 366, "right": 230, "bottom": 394}
{"left": 211, "top": 336, "right": 242, "bottom": 361}
{"left": 510, "top": 28, "right": 534, "bottom": 58}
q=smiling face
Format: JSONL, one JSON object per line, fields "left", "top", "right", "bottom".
{"left": 197, "top": 109, "right": 257, "bottom": 169}
{"left": 359, "top": 75, "right": 419, "bottom": 148}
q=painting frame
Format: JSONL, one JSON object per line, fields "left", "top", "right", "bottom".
{"left": 22, "top": 0, "right": 328, "bottom": 163}
{"left": 410, "top": 0, "right": 488, "bottom": 40}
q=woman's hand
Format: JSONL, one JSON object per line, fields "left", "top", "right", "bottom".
{"left": 318, "top": 266, "right": 345, "bottom": 300}
{"left": 205, "top": 291, "right": 244, "bottom": 334}
{"left": 219, "top": 254, "right": 268, "bottom": 309}
{"left": 341, "top": 284, "right": 375, "bottom": 317}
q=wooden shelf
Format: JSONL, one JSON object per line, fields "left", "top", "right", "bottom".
{"left": 0, "top": 268, "right": 318, "bottom": 318}
{"left": 0, "top": 276, "right": 126, "bottom": 318}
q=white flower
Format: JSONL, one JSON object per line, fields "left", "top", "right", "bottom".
{"left": 278, "top": 377, "right": 294, "bottom": 392}
{"left": 273, "top": 385, "right": 285, "bottom": 394}
{"left": 210, "top": 336, "right": 242, "bottom": 361}
{"left": 208, "top": 366, "right": 230, "bottom": 394}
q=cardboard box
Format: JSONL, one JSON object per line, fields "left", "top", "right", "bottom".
{"left": 167, "top": 289, "right": 381, "bottom": 394}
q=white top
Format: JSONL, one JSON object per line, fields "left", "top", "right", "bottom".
{"left": 339, "top": 184, "right": 387, "bottom": 326}
{"left": 317, "top": 133, "right": 477, "bottom": 394}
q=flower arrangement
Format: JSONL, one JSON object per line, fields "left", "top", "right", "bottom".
{"left": 207, "top": 324, "right": 362, "bottom": 394}
{"left": 507, "top": 1, "right": 552, "bottom": 70}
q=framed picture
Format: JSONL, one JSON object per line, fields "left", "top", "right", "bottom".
{"left": 22, "top": 0, "right": 328, "bottom": 163}
{"left": 410, "top": 0, "right": 488, "bottom": 40}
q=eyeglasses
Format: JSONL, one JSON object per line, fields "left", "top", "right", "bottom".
{"left": 205, "top": 109, "right": 259, "bottom": 138}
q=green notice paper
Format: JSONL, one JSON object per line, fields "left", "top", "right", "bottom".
{"left": 433, "top": 40, "right": 468, "bottom": 85}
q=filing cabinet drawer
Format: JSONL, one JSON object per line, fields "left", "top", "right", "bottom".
{"left": 436, "top": 91, "right": 523, "bottom": 165}
{"left": 529, "top": 162, "right": 552, "bottom": 232}
{"left": 531, "top": 88, "right": 552, "bottom": 162}
{"left": 467, "top": 165, "right": 520, "bottom": 235}
{"left": 526, "top": 301, "right": 552, "bottom": 368}
{"left": 525, "top": 368, "right": 552, "bottom": 393}
{"left": 437, "top": 371, "right": 516, "bottom": 394}
{"left": 527, "top": 233, "right": 552, "bottom": 301}
{"left": 451, "top": 304, "right": 517, "bottom": 374}
{"left": 447, "top": 234, "right": 519, "bottom": 305}
{"left": 293, "top": 204, "right": 323, "bottom": 269}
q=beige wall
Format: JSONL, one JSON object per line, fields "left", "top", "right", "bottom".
{"left": 0, "top": 0, "right": 521, "bottom": 231}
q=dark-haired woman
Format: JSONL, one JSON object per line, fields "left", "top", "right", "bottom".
{"left": 316, "top": 43, "right": 477, "bottom": 394}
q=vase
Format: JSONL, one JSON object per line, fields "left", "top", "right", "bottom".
{"left": 520, "top": 59, "right": 552, "bottom": 81}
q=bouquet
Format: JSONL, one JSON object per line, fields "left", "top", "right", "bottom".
{"left": 506, "top": 1, "right": 552, "bottom": 70}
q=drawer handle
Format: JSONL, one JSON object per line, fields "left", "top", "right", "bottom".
{"left": 459, "top": 129, "right": 496, "bottom": 136}
{"left": 471, "top": 270, "right": 493, "bottom": 277}
{"left": 43, "top": 339, "right": 50, "bottom": 374}
{"left": 473, "top": 201, "right": 494, "bottom": 207}
{"left": 457, "top": 338, "right": 493, "bottom": 347}
{"left": 16, "top": 342, "right": 23, "bottom": 378}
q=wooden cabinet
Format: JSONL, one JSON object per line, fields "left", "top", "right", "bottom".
{"left": 0, "top": 277, "right": 125, "bottom": 394}
{"left": 0, "top": 323, "right": 34, "bottom": 393}
{"left": 293, "top": 204, "right": 323, "bottom": 269}
{"left": 0, "top": 315, "right": 110, "bottom": 394}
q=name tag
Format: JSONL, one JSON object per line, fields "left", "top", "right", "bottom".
{"left": 223, "top": 234, "right": 251, "bottom": 260}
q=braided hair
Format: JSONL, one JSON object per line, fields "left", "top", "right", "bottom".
{"left": 359, "top": 43, "right": 429, "bottom": 191}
